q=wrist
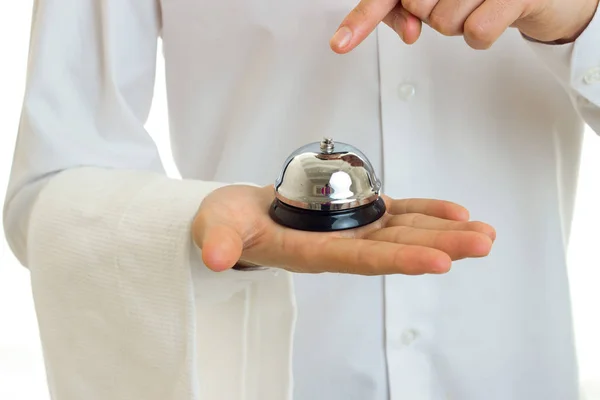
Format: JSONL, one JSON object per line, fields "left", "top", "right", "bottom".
{"left": 519, "top": 0, "right": 599, "bottom": 44}
{"left": 554, "top": 0, "right": 599, "bottom": 43}
{"left": 561, "top": 1, "right": 599, "bottom": 42}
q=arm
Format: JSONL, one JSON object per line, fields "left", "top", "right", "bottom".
{"left": 523, "top": 3, "right": 600, "bottom": 135}
{"left": 2, "top": 1, "right": 281, "bottom": 398}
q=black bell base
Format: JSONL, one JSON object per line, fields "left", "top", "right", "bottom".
{"left": 269, "top": 197, "right": 386, "bottom": 232}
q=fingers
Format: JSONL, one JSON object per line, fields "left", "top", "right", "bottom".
{"left": 387, "top": 213, "right": 496, "bottom": 240}
{"left": 400, "top": 0, "right": 439, "bottom": 22}
{"left": 330, "top": 0, "right": 398, "bottom": 53}
{"left": 331, "top": 0, "right": 527, "bottom": 53}
{"left": 283, "top": 233, "right": 453, "bottom": 275}
{"left": 428, "top": 0, "right": 485, "bottom": 36}
{"left": 366, "top": 226, "right": 493, "bottom": 260}
{"left": 382, "top": 5, "right": 423, "bottom": 44}
{"left": 384, "top": 196, "right": 470, "bottom": 221}
{"left": 332, "top": 0, "right": 429, "bottom": 51}
{"left": 464, "top": 0, "right": 523, "bottom": 49}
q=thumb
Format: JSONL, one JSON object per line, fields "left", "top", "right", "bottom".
{"left": 196, "top": 223, "right": 244, "bottom": 272}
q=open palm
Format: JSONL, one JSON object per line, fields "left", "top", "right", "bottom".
{"left": 193, "top": 184, "right": 495, "bottom": 275}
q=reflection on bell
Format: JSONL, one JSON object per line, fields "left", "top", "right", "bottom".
{"left": 269, "top": 137, "right": 386, "bottom": 232}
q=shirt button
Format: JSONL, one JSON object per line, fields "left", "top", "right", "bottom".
{"left": 400, "top": 328, "right": 419, "bottom": 345}
{"left": 583, "top": 67, "right": 600, "bottom": 84}
{"left": 272, "top": 269, "right": 280, "bottom": 277}
{"left": 397, "top": 83, "right": 416, "bottom": 100}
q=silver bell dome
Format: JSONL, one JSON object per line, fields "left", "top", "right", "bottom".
{"left": 269, "top": 137, "right": 386, "bottom": 232}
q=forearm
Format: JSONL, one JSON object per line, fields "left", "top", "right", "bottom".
{"left": 22, "top": 166, "right": 291, "bottom": 399}
{"left": 3, "top": 1, "right": 295, "bottom": 397}
{"left": 26, "top": 167, "right": 202, "bottom": 398}
{"left": 24, "top": 166, "right": 277, "bottom": 302}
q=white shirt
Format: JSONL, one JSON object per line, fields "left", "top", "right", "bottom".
{"left": 3, "top": 0, "right": 599, "bottom": 399}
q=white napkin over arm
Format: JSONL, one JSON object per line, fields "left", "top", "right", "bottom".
{"left": 2, "top": 1, "right": 296, "bottom": 398}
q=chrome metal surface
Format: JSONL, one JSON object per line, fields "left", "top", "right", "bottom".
{"left": 274, "top": 137, "right": 382, "bottom": 211}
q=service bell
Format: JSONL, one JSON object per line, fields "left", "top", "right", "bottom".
{"left": 269, "top": 137, "right": 386, "bottom": 232}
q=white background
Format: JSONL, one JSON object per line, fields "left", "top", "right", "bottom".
{"left": 1, "top": 2, "right": 599, "bottom": 399}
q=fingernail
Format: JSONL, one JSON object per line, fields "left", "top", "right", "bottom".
{"left": 331, "top": 26, "right": 353, "bottom": 49}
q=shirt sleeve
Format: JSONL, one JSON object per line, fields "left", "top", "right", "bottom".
{"left": 522, "top": 3, "right": 600, "bottom": 135}
{"left": 2, "top": 1, "right": 286, "bottom": 398}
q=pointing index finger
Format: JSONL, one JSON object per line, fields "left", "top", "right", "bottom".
{"left": 330, "top": 0, "right": 399, "bottom": 53}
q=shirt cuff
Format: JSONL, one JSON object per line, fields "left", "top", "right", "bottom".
{"left": 523, "top": 4, "right": 600, "bottom": 104}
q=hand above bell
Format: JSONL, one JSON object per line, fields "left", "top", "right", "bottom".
{"left": 192, "top": 184, "right": 495, "bottom": 275}
{"left": 329, "top": 0, "right": 599, "bottom": 51}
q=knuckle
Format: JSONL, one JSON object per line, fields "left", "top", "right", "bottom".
{"left": 391, "top": 225, "right": 409, "bottom": 242}
{"left": 403, "top": 198, "right": 414, "bottom": 214}
{"left": 428, "top": 13, "right": 459, "bottom": 36}
{"left": 463, "top": 19, "right": 495, "bottom": 49}
{"left": 387, "top": 213, "right": 408, "bottom": 226}
{"left": 356, "top": 242, "right": 380, "bottom": 273}
{"left": 392, "top": 246, "right": 410, "bottom": 273}
{"left": 406, "top": 213, "right": 423, "bottom": 226}
{"left": 463, "top": 19, "right": 485, "bottom": 40}
{"left": 401, "top": 0, "right": 424, "bottom": 18}
{"left": 432, "top": 230, "right": 447, "bottom": 248}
